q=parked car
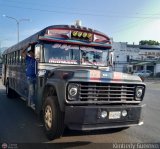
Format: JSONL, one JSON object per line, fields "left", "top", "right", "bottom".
{"left": 155, "top": 72, "right": 160, "bottom": 77}
{"left": 133, "top": 70, "right": 153, "bottom": 77}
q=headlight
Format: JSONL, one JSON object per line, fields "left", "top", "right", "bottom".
{"left": 135, "top": 86, "right": 144, "bottom": 100}
{"left": 69, "top": 87, "right": 77, "bottom": 96}
{"left": 68, "top": 83, "right": 79, "bottom": 100}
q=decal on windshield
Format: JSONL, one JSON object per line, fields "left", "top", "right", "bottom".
{"left": 52, "top": 44, "right": 79, "bottom": 50}
{"left": 49, "top": 58, "right": 78, "bottom": 64}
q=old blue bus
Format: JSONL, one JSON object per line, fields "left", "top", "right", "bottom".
{"left": 2, "top": 24, "right": 146, "bottom": 140}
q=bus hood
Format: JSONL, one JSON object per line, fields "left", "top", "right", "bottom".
{"left": 53, "top": 66, "right": 142, "bottom": 83}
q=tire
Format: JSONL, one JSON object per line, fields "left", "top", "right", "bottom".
{"left": 43, "top": 96, "right": 64, "bottom": 140}
{"left": 114, "top": 127, "right": 129, "bottom": 132}
{"left": 6, "top": 81, "right": 15, "bottom": 98}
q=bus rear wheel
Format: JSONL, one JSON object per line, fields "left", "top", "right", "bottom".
{"left": 6, "top": 81, "right": 15, "bottom": 98}
{"left": 43, "top": 96, "right": 64, "bottom": 140}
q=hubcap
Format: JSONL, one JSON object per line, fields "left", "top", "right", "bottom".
{"left": 44, "top": 105, "right": 53, "bottom": 130}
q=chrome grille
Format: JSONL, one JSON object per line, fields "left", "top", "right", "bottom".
{"left": 79, "top": 82, "right": 136, "bottom": 102}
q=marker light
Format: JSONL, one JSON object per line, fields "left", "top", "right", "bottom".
{"left": 87, "top": 33, "right": 92, "bottom": 39}
{"left": 101, "top": 111, "right": 108, "bottom": 118}
{"left": 78, "top": 32, "right": 83, "bottom": 37}
{"left": 71, "top": 30, "right": 93, "bottom": 41}
{"left": 83, "top": 32, "right": 87, "bottom": 38}
{"left": 72, "top": 31, "right": 78, "bottom": 36}
{"left": 122, "top": 110, "right": 127, "bottom": 117}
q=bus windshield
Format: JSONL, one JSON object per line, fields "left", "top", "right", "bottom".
{"left": 43, "top": 43, "right": 108, "bottom": 66}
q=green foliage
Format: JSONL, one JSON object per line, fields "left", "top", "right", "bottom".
{"left": 139, "top": 40, "right": 160, "bottom": 45}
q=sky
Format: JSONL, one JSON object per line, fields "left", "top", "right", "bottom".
{"left": 0, "top": 0, "right": 160, "bottom": 48}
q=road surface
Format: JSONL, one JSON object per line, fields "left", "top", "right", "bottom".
{"left": 0, "top": 79, "right": 160, "bottom": 148}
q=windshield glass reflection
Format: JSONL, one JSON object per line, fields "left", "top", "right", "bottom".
{"left": 43, "top": 43, "right": 108, "bottom": 66}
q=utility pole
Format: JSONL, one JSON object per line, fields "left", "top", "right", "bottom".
{"left": 3, "top": 15, "right": 30, "bottom": 43}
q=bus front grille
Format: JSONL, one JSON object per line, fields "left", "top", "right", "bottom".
{"left": 79, "top": 82, "right": 136, "bottom": 103}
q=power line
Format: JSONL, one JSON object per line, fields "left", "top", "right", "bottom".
{"left": 1, "top": 3, "right": 160, "bottom": 19}
{"left": 4, "top": 0, "right": 160, "bottom": 17}
{"left": 1, "top": 0, "right": 107, "bottom": 13}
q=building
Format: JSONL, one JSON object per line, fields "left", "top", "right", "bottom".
{"left": 112, "top": 42, "right": 160, "bottom": 76}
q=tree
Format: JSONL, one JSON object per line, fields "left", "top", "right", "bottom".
{"left": 139, "top": 40, "right": 160, "bottom": 45}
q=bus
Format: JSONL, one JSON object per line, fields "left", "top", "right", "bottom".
{"left": 2, "top": 24, "right": 146, "bottom": 140}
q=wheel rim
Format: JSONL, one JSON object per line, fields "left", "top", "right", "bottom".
{"left": 44, "top": 105, "right": 53, "bottom": 130}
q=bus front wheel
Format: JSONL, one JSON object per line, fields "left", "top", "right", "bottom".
{"left": 43, "top": 96, "right": 64, "bottom": 140}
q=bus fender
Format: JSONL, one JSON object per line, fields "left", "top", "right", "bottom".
{"left": 42, "top": 83, "right": 65, "bottom": 112}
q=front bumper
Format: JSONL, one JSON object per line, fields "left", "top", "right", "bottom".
{"left": 64, "top": 104, "right": 145, "bottom": 130}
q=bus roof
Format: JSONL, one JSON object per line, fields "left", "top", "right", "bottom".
{"left": 3, "top": 25, "right": 111, "bottom": 55}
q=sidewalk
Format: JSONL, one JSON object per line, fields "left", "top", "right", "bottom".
{"left": 144, "top": 77, "right": 160, "bottom": 82}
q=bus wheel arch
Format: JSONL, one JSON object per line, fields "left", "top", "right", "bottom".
{"left": 43, "top": 85, "right": 57, "bottom": 98}
{"left": 42, "top": 85, "right": 64, "bottom": 111}
{"left": 43, "top": 96, "right": 65, "bottom": 140}
{"left": 6, "top": 78, "right": 16, "bottom": 98}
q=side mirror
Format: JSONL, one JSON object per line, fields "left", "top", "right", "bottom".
{"left": 108, "top": 51, "right": 114, "bottom": 66}
{"left": 35, "top": 44, "right": 41, "bottom": 61}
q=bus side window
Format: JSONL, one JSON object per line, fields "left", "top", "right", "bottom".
{"left": 19, "top": 49, "right": 22, "bottom": 64}
{"left": 9, "top": 54, "right": 11, "bottom": 64}
{"left": 3, "top": 55, "right": 6, "bottom": 64}
{"left": 11, "top": 52, "right": 14, "bottom": 65}
{"left": 14, "top": 51, "right": 16, "bottom": 64}
{"left": 14, "top": 52, "right": 16, "bottom": 64}
{"left": 6, "top": 55, "right": 7, "bottom": 64}
{"left": 5, "top": 55, "right": 7, "bottom": 64}
{"left": 9, "top": 53, "right": 11, "bottom": 64}
{"left": 22, "top": 55, "right": 25, "bottom": 65}
{"left": 8, "top": 54, "right": 11, "bottom": 64}
{"left": 10, "top": 53, "right": 12, "bottom": 64}
{"left": 20, "top": 47, "right": 25, "bottom": 65}
{"left": 7, "top": 54, "right": 9, "bottom": 64}
{"left": 17, "top": 50, "right": 20, "bottom": 64}
{"left": 11, "top": 52, "right": 14, "bottom": 64}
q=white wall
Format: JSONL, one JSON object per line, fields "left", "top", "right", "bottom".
{"left": 155, "top": 64, "right": 160, "bottom": 73}
{"left": 112, "top": 42, "right": 140, "bottom": 72}
{"left": 112, "top": 42, "right": 160, "bottom": 73}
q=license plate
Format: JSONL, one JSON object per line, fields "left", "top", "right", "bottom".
{"left": 109, "top": 111, "right": 121, "bottom": 119}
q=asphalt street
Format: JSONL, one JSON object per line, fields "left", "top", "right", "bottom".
{"left": 0, "top": 79, "right": 160, "bottom": 148}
